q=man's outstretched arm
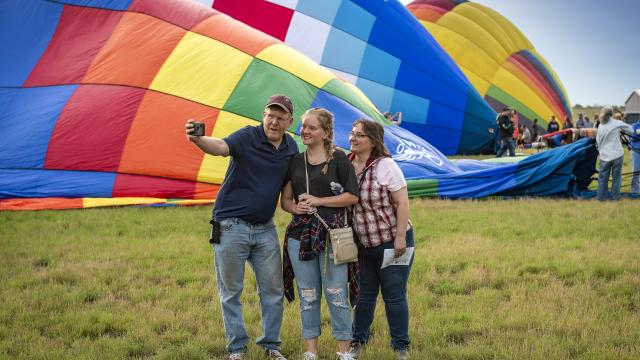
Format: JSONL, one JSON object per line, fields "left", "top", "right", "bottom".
{"left": 185, "top": 119, "right": 229, "bottom": 156}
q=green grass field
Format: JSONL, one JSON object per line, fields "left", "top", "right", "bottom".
{"left": 2, "top": 196, "right": 640, "bottom": 359}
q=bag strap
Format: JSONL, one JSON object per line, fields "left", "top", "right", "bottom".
{"left": 304, "top": 151, "right": 347, "bottom": 229}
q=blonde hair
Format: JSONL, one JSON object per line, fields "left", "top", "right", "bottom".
{"left": 302, "top": 107, "right": 334, "bottom": 174}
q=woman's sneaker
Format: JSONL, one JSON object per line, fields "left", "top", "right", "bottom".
{"left": 303, "top": 351, "right": 318, "bottom": 360}
{"left": 336, "top": 352, "right": 355, "bottom": 360}
{"left": 228, "top": 351, "right": 245, "bottom": 360}
{"left": 265, "top": 349, "right": 287, "bottom": 360}
{"left": 347, "top": 343, "right": 364, "bottom": 359}
{"left": 396, "top": 349, "right": 409, "bottom": 360}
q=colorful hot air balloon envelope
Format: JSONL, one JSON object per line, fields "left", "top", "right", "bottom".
{"left": 0, "top": 0, "right": 595, "bottom": 211}
{"left": 203, "top": 0, "right": 498, "bottom": 155}
{"left": 407, "top": 0, "right": 573, "bottom": 132}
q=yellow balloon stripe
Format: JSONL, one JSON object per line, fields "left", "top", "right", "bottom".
{"left": 454, "top": 4, "right": 520, "bottom": 56}
{"left": 256, "top": 44, "right": 335, "bottom": 89}
{"left": 438, "top": 8, "right": 509, "bottom": 64}
{"left": 83, "top": 197, "right": 166, "bottom": 208}
{"left": 421, "top": 21, "right": 500, "bottom": 91}
{"left": 459, "top": 64, "right": 492, "bottom": 96}
{"left": 492, "top": 67, "right": 555, "bottom": 122}
{"left": 465, "top": 3, "right": 532, "bottom": 51}
{"left": 150, "top": 32, "right": 253, "bottom": 108}
{"left": 503, "top": 60, "right": 564, "bottom": 119}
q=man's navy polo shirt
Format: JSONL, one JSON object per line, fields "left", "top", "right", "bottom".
{"left": 213, "top": 125, "right": 298, "bottom": 224}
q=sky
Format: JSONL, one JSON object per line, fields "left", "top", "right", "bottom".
{"left": 401, "top": 0, "right": 640, "bottom": 106}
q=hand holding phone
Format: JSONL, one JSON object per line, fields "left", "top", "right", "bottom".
{"left": 190, "top": 122, "right": 205, "bottom": 136}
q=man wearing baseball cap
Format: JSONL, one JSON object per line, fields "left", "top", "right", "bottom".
{"left": 185, "top": 94, "right": 298, "bottom": 360}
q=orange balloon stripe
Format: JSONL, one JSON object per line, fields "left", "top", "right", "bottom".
{"left": 84, "top": 12, "right": 187, "bottom": 89}
{"left": 0, "top": 198, "right": 84, "bottom": 211}
{"left": 118, "top": 90, "right": 220, "bottom": 182}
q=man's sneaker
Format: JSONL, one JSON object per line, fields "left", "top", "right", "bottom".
{"left": 265, "top": 348, "right": 287, "bottom": 360}
{"left": 303, "top": 351, "right": 318, "bottom": 360}
{"left": 336, "top": 351, "right": 355, "bottom": 360}
{"left": 396, "top": 349, "right": 409, "bottom": 360}
{"left": 347, "top": 342, "right": 364, "bottom": 359}
{"left": 228, "top": 351, "right": 245, "bottom": 360}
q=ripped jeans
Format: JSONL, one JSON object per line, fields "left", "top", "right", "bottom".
{"left": 287, "top": 238, "right": 352, "bottom": 340}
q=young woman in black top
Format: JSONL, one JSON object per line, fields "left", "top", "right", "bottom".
{"left": 280, "top": 108, "right": 359, "bottom": 360}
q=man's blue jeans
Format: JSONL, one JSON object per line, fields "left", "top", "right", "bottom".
{"left": 496, "top": 137, "right": 516, "bottom": 157}
{"left": 631, "top": 151, "right": 640, "bottom": 194}
{"left": 213, "top": 217, "right": 284, "bottom": 353}
{"left": 352, "top": 228, "right": 414, "bottom": 351}
{"left": 287, "top": 239, "right": 352, "bottom": 341}
{"left": 597, "top": 156, "right": 624, "bottom": 201}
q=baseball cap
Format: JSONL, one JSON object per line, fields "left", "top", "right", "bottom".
{"left": 265, "top": 94, "right": 293, "bottom": 115}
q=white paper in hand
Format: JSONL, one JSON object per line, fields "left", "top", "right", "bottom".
{"left": 381, "top": 247, "right": 414, "bottom": 269}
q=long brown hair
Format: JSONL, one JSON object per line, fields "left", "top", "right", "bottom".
{"left": 302, "top": 107, "right": 334, "bottom": 174}
{"left": 352, "top": 119, "right": 391, "bottom": 159}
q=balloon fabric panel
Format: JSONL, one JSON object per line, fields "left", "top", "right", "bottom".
{"left": 54, "top": 0, "right": 132, "bottom": 11}
{"left": 191, "top": 14, "right": 279, "bottom": 57}
{"left": 117, "top": 91, "right": 220, "bottom": 181}
{"left": 24, "top": 6, "right": 124, "bottom": 86}
{"left": 408, "top": 0, "right": 572, "bottom": 129}
{"left": 0, "top": 86, "right": 78, "bottom": 169}
{"left": 211, "top": 0, "right": 497, "bottom": 155}
{"left": 44, "top": 85, "right": 146, "bottom": 172}
{"left": 149, "top": 31, "right": 253, "bottom": 108}
{"left": 83, "top": 12, "right": 187, "bottom": 89}
{"left": 0, "top": 0, "right": 596, "bottom": 210}
{"left": 0, "top": 197, "right": 84, "bottom": 211}
{"left": 212, "top": 0, "right": 294, "bottom": 40}
{"left": 129, "top": 0, "right": 214, "bottom": 30}
{"left": 256, "top": 44, "right": 336, "bottom": 89}
{"left": 0, "top": 0, "right": 63, "bottom": 86}
{"left": 222, "top": 59, "right": 318, "bottom": 129}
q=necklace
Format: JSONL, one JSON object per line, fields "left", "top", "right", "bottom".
{"left": 305, "top": 149, "right": 326, "bottom": 165}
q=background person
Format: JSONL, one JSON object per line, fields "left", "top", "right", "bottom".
{"left": 186, "top": 94, "right": 298, "bottom": 360}
{"left": 595, "top": 106, "right": 635, "bottom": 201}
{"left": 496, "top": 108, "right": 516, "bottom": 157}
{"left": 576, "top": 113, "right": 586, "bottom": 129}
{"left": 383, "top": 111, "right": 403, "bottom": 126}
{"left": 563, "top": 116, "right": 575, "bottom": 143}
{"left": 629, "top": 118, "right": 640, "bottom": 194}
{"left": 347, "top": 120, "right": 413, "bottom": 360}
{"left": 584, "top": 116, "right": 594, "bottom": 128}
{"left": 532, "top": 118, "right": 540, "bottom": 141}
{"left": 280, "top": 108, "right": 359, "bottom": 360}
{"left": 547, "top": 115, "right": 560, "bottom": 133}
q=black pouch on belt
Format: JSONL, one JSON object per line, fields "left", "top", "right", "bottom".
{"left": 209, "top": 219, "right": 221, "bottom": 244}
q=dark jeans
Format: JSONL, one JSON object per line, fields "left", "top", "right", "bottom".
{"left": 496, "top": 137, "right": 515, "bottom": 157}
{"left": 352, "top": 228, "right": 414, "bottom": 351}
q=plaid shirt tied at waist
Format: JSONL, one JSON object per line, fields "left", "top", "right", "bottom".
{"left": 283, "top": 212, "right": 360, "bottom": 304}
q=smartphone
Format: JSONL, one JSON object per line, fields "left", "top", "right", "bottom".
{"left": 191, "top": 122, "right": 205, "bottom": 137}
